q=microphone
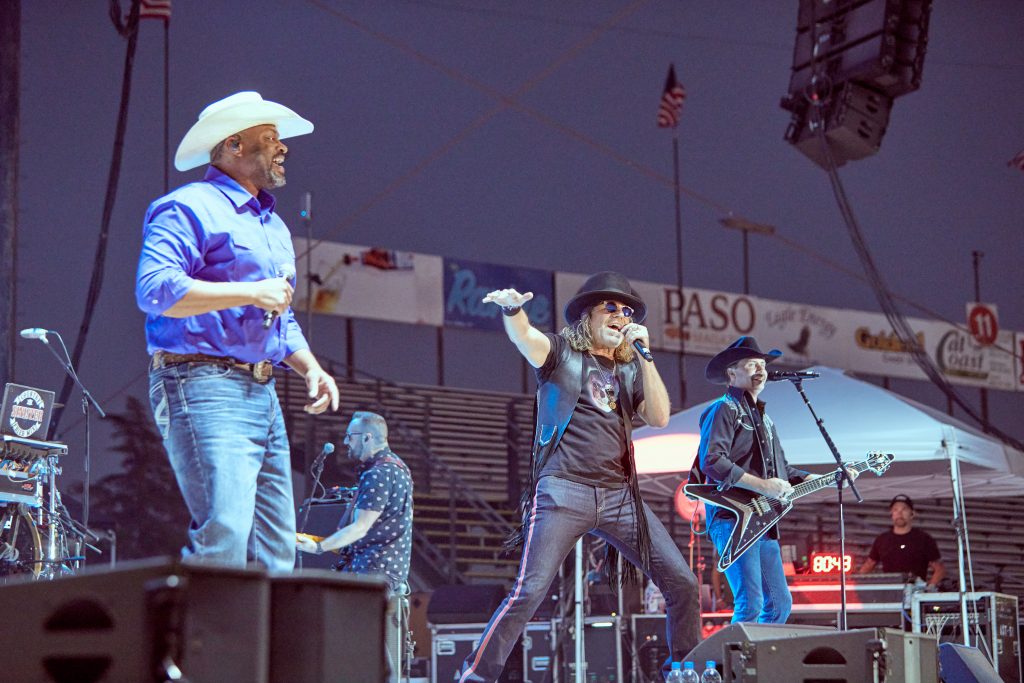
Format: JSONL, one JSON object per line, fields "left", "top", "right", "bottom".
{"left": 263, "top": 263, "right": 297, "bottom": 329}
{"left": 767, "top": 370, "right": 820, "bottom": 382}
{"left": 633, "top": 340, "right": 654, "bottom": 363}
{"left": 20, "top": 328, "right": 50, "bottom": 342}
{"left": 313, "top": 442, "right": 335, "bottom": 469}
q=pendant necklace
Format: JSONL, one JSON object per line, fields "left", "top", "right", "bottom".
{"left": 590, "top": 352, "right": 618, "bottom": 411}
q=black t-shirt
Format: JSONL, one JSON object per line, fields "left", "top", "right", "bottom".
{"left": 868, "top": 527, "right": 940, "bottom": 580}
{"left": 535, "top": 334, "right": 643, "bottom": 488}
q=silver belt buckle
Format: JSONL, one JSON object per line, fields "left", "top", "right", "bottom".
{"left": 253, "top": 360, "right": 273, "bottom": 383}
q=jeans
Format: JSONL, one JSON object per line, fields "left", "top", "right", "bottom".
{"left": 459, "top": 476, "right": 700, "bottom": 683}
{"left": 707, "top": 508, "right": 791, "bottom": 624}
{"left": 148, "top": 362, "right": 296, "bottom": 571}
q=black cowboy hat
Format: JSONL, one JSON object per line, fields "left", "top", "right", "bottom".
{"left": 563, "top": 271, "right": 647, "bottom": 324}
{"left": 705, "top": 336, "right": 782, "bottom": 384}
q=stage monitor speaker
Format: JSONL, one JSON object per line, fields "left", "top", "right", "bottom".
{"left": 714, "top": 627, "right": 937, "bottom": 683}
{"left": 428, "top": 583, "right": 507, "bottom": 624}
{"left": 0, "top": 557, "right": 269, "bottom": 683}
{"left": 270, "top": 570, "right": 389, "bottom": 683}
{"left": 684, "top": 622, "right": 834, "bottom": 669}
{"left": 938, "top": 643, "right": 1003, "bottom": 683}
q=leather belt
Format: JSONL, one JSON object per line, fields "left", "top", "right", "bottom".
{"left": 151, "top": 350, "right": 274, "bottom": 384}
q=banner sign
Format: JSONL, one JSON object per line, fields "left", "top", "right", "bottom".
{"left": 289, "top": 244, "right": 1020, "bottom": 393}
{"left": 291, "top": 238, "right": 444, "bottom": 326}
{"left": 443, "top": 258, "right": 554, "bottom": 332}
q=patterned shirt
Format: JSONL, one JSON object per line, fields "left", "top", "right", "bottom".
{"left": 342, "top": 449, "right": 413, "bottom": 588}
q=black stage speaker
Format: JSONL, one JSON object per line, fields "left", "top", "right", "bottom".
{"left": 0, "top": 557, "right": 269, "bottom": 683}
{"left": 270, "top": 570, "right": 389, "bottom": 683}
{"left": 428, "top": 584, "right": 508, "bottom": 624}
{"left": 711, "top": 627, "right": 938, "bottom": 683}
{"left": 938, "top": 643, "right": 1003, "bottom": 683}
{"left": 685, "top": 622, "right": 833, "bottom": 669}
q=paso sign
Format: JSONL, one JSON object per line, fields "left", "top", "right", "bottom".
{"left": 966, "top": 302, "right": 999, "bottom": 347}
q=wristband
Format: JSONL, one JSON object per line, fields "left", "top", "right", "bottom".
{"left": 502, "top": 305, "right": 522, "bottom": 317}
{"left": 315, "top": 540, "right": 324, "bottom": 555}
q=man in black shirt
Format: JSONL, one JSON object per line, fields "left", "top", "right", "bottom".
{"left": 297, "top": 411, "right": 413, "bottom": 591}
{"left": 859, "top": 494, "right": 945, "bottom": 588}
{"left": 458, "top": 272, "right": 700, "bottom": 683}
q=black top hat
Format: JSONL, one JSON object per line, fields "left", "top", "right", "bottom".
{"left": 563, "top": 271, "right": 647, "bottom": 324}
{"left": 889, "top": 494, "right": 914, "bottom": 511}
{"left": 705, "top": 336, "right": 782, "bottom": 384}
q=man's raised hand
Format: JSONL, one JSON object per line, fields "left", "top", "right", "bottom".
{"left": 482, "top": 288, "right": 534, "bottom": 308}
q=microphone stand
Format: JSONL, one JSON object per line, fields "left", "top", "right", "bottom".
{"left": 296, "top": 450, "right": 328, "bottom": 570}
{"left": 785, "top": 377, "right": 861, "bottom": 631}
{"left": 42, "top": 332, "right": 106, "bottom": 535}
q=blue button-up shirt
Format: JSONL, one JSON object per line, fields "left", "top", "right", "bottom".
{"left": 135, "top": 166, "right": 309, "bottom": 364}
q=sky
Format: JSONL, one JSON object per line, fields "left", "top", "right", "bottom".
{"left": 10, "top": 1, "right": 1024, "bottom": 492}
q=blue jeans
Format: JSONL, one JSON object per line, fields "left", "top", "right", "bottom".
{"left": 707, "top": 508, "right": 791, "bottom": 624}
{"left": 459, "top": 476, "right": 700, "bottom": 683}
{"left": 148, "top": 362, "right": 296, "bottom": 571}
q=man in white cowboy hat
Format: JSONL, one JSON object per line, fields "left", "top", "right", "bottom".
{"left": 691, "top": 336, "right": 821, "bottom": 624}
{"left": 458, "top": 272, "right": 700, "bottom": 683}
{"left": 135, "top": 92, "right": 339, "bottom": 571}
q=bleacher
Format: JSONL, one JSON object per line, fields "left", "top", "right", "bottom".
{"left": 276, "top": 368, "right": 1024, "bottom": 598}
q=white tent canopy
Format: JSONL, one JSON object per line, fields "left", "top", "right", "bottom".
{"left": 634, "top": 366, "right": 1024, "bottom": 502}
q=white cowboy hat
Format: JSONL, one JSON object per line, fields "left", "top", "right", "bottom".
{"left": 174, "top": 91, "right": 314, "bottom": 171}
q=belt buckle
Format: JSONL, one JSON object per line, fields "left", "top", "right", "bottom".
{"left": 253, "top": 360, "right": 273, "bottom": 383}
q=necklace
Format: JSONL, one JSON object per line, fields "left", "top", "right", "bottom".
{"left": 589, "top": 352, "right": 618, "bottom": 411}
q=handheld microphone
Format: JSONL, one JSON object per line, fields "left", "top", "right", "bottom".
{"left": 263, "top": 263, "right": 297, "bottom": 329}
{"left": 19, "top": 328, "right": 50, "bottom": 343}
{"left": 767, "top": 370, "right": 820, "bottom": 382}
{"left": 313, "top": 442, "right": 335, "bottom": 469}
{"left": 633, "top": 340, "right": 654, "bottom": 363}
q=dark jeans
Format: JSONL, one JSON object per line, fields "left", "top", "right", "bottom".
{"left": 459, "top": 476, "right": 700, "bottom": 682}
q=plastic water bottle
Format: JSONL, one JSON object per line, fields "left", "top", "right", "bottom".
{"left": 665, "top": 662, "right": 685, "bottom": 683}
{"left": 700, "top": 660, "right": 722, "bottom": 683}
{"left": 679, "top": 661, "right": 701, "bottom": 683}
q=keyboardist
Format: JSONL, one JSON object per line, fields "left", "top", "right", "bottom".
{"left": 858, "top": 494, "right": 946, "bottom": 590}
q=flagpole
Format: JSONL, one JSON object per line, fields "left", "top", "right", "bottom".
{"left": 162, "top": 17, "right": 169, "bottom": 193}
{"left": 672, "top": 128, "right": 687, "bottom": 407}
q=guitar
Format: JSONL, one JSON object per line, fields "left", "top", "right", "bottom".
{"left": 684, "top": 451, "right": 894, "bottom": 571}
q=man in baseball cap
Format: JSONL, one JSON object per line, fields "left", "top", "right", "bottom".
{"left": 859, "top": 494, "right": 946, "bottom": 588}
{"left": 135, "top": 92, "right": 338, "bottom": 571}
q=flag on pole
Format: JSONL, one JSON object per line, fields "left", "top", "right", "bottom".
{"left": 657, "top": 64, "right": 686, "bottom": 128}
{"left": 140, "top": 0, "right": 172, "bottom": 21}
{"left": 1008, "top": 149, "right": 1024, "bottom": 172}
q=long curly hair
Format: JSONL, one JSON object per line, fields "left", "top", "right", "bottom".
{"left": 560, "top": 310, "right": 635, "bottom": 363}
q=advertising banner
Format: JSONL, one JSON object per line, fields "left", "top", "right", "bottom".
{"left": 291, "top": 237, "right": 444, "bottom": 326}
{"left": 443, "top": 258, "right": 554, "bottom": 332}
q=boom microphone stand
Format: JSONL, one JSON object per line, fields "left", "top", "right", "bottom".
{"left": 30, "top": 330, "right": 106, "bottom": 534}
{"left": 784, "top": 377, "right": 862, "bottom": 631}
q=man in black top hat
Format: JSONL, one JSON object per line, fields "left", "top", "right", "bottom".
{"left": 859, "top": 494, "right": 945, "bottom": 588}
{"left": 458, "top": 272, "right": 700, "bottom": 683}
{"left": 692, "top": 337, "right": 830, "bottom": 624}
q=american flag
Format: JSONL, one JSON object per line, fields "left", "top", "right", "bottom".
{"left": 140, "top": 0, "right": 171, "bottom": 21}
{"left": 1009, "top": 149, "right": 1024, "bottom": 172}
{"left": 656, "top": 64, "right": 686, "bottom": 128}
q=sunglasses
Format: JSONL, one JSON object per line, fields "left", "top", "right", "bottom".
{"left": 597, "top": 301, "right": 634, "bottom": 318}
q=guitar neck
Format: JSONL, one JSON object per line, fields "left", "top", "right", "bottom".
{"left": 789, "top": 459, "right": 871, "bottom": 500}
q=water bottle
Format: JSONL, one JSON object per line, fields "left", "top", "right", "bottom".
{"left": 679, "top": 661, "right": 701, "bottom": 683}
{"left": 665, "top": 661, "right": 686, "bottom": 683}
{"left": 700, "top": 660, "right": 722, "bottom": 683}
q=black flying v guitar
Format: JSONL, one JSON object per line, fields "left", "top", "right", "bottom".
{"left": 684, "top": 451, "right": 894, "bottom": 571}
